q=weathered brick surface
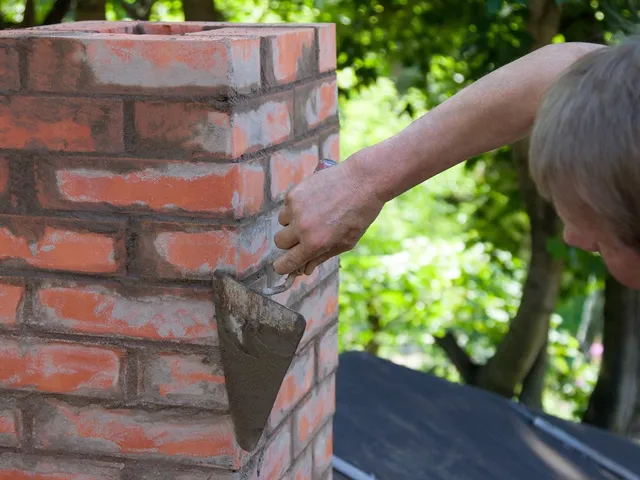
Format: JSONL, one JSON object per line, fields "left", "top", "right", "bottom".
{"left": 317, "top": 24, "right": 337, "bottom": 73}
{"left": 0, "top": 39, "right": 21, "bottom": 92}
{"left": 0, "top": 216, "right": 125, "bottom": 275}
{"left": 34, "top": 399, "right": 241, "bottom": 467}
{"left": 313, "top": 421, "right": 333, "bottom": 478}
{"left": 296, "top": 274, "right": 340, "bottom": 348}
{"left": 320, "top": 128, "right": 340, "bottom": 162}
{"left": 196, "top": 27, "right": 316, "bottom": 87}
{"left": 268, "top": 344, "right": 315, "bottom": 431}
{"left": 0, "top": 96, "right": 124, "bottom": 153}
{"left": 30, "top": 282, "right": 217, "bottom": 343}
{"left": 295, "top": 77, "right": 338, "bottom": 134}
{"left": 0, "top": 279, "right": 24, "bottom": 328}
{"left": 0, "top": 338, "right": 123, "bottom": 396}
{"left": 0, "top": 453, "right": 124, "bottom": 479}
{"left": 139, "top": 351, "right": 228, "bottom": 409}
{"left": 37, "top": 157, "right": 265, "bottom": 218}
{"left": 293, "top": 375, "right": 336, "bottom": 456}
{"left": 0, "top": 19, "right": 338, "bottom": 478}
{"left": 0, "top": 157, "right": 9, "bottom": 200}
{"left": 250, "top": 422, "right": 292, "bottom": 480}
{"left": 0, "top": 406, "right": 20, "bottom": 447}
{"left": 27, "top": 34, "right": 261, "bottom": 96}
{"left": 317, "top": 323, "right": 339, "bottom": 381}
{"left": 270, "top": 140, "right": 319, "bottom": 203}
{"left": 282, "top": 447, "right": 313, "bottom": 480}
{"left": 138, "top": 215, "right": 273, "bottom": 279}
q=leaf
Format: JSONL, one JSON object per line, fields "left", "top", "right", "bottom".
{"left": 487, "top": 0, "right": 502, "bottom": 16}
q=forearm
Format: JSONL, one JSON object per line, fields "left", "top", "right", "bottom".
{"left": 351, "top": 42, "right": 605, "bottom": 202}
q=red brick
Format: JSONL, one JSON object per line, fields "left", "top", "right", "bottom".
{"left": 294, "top": 77, "right": 338, "bottom": 133}
{"left": 0, "top": 157, "right": 9, "bottom": 197}
{"left": 0, "top": 280, "right": 24, "bottom": 328}
{"left": 270, "top": 142, "right": 319, "bottom": 203}
{"left": 269, "top": 345, "right": 315, "bottom": 431}
{"left": 138, "top": 216, "right": 271, "bottom": 280}
{"left": 0, "top": 407, "right": 20, "bottom": 447}
{"left": 37, "top": 157, "right": 265, "bottom": 219}
{"left": 31, "top": 282, "right": 216, "bottom": 344}
{"left": 25, "top": 20, "right": 139, "bottom": 33}
{"left": 317, "top": 323, "right": 338, "bottom": 381}
{"left": 320, "top": 129, "right": 340, "bottom": 162}
{"left": 0, "top": 96, "right": 123, "bottom": 153}
{"left": 134, "top": 93, "right": 293, "bottom": 160}
{"left": 27, "top": 34, "right": 260, "bottom": 96}
{"left": 0, "top": 453, "right": 123, "bottom": 480}
{"left": 317, "top": 24, "right": 337, "bottom": 73}
{"left": 282, "top": 447, "right": 312, "bottom": 480}
{"left": 133, "top": 101, "right": 232, "bottom": 160}
{"left": 292, "top": 375, "right": 335, "bottom": 455}
{"left": 132, "top": 465, "right": 237, "bottom": 480}
{"left": 0, "top": 216, "right": 125, "bottom": 275}
{"left": 0, "top": 338, "right": 123, "bottom": 396}
{"left": 312, "top": 421, "right": 333, "bottom": 478}
{"left": 139, "top": 351, "right": 228, "bottom": 409}
{"left": 250, "top": 423, "right": 292, "bottom": 480}
{"left": 232, "top": 92, "right": 294, "bottom": 158}
{"left": 295, "top": 275, "right": 339, "bottom": 348}
{"left": 197, "top": 27, "right": 315, "bottom": 85}
{"left": 34, "top": 400, "right": 242, "bottom": 468}
{"left": 0, "top": 39, "right": 20, "bottom": 92}
{"left": 139, "top": 22, "right": 212, "bottom": 35}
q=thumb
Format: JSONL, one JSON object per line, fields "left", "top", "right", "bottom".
{"left": 273, "top": 244, "right": 307, "bottom": 275}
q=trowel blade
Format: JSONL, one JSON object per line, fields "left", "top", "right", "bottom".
{"left": 212, "top": 271, "right": 307, "bottom": 452}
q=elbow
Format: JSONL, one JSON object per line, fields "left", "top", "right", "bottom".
{"left": 539, "top": 41, "right": 606, "bottom": 66}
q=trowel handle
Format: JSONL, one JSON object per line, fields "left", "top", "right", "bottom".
{"left": 261, "top": 158, "right": 338, "bottom": 296}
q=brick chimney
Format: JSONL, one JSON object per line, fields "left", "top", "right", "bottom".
{"left": 0, "top": 20, "right": 339, "bottom": 479}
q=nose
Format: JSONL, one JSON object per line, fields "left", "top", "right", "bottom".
{"left": 563, "top": 226, "right": 598, "bottom": 252}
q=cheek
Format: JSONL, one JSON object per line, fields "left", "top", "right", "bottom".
{"left": 563, "top": 226, "right": 598, "bottom": 252}
{"left": 600, "top": 245, "right": 640, "bottom": 290}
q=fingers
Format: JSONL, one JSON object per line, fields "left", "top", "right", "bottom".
{"left": 304, "top": 252, "right": 334, "bottom": 275}
{"left": 274, "top": 225, "right": 299, "bottom": 250}
{"left": 273, "top": 244, "right": 307, "bottom": 275}
{"left": 278, "top": 205, "right": 292, "bottom": 226}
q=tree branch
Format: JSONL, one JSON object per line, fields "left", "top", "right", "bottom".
{"left": 120, "top": 0, "right": 156, "bottom": 20}
{"left": 42, "top": 0, "right": 73, "bottom": 25}
{"left": 434, "top": 331, "right": 478, "bottom": 383}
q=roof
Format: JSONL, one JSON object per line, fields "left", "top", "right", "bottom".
{"left": 332, "top": 351, "right": 640, "bottom": 480}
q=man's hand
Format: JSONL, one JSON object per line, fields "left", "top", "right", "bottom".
{"left": 272, "top": 150, "right": 385, "bottom": 275}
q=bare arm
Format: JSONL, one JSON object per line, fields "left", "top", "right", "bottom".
{"left": 273, "top": 41, "right": 605, "bottom": 275}
{"left": 350, "top": 42, "right": 605, "bottom": 202}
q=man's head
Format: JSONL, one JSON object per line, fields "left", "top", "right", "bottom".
{"left": 529, "top": 38, "right": 640, "bottom": 288}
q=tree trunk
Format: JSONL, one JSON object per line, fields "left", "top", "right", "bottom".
{"left": 75, "top": 0, "right": 106, "bottom": 21}
{"left": 474, "top": 136, "right": 563, "bottom": 398}
{"left": 436, "top": 0, "right": 563, "bottom": 404}
{"left": 365, "top": 302, "right": 382, "bottom": 356}
{"left": 183, "top": 0, "right": 222, "bottom": 21}
{"left": 21, "top": 0, "right": 36, "bottom": 27}
{"left": 518, "top": 336, "right": 549, "bottom": 410}
{"left": 583, "top": 274, "right": 640, "bottom": 438}
{"left": 43, "top": 0, "right": 73, "bottom": 25}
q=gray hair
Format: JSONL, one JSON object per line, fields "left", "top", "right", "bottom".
{"left": 529, "top": 37, "right": 640, "bottom": 249}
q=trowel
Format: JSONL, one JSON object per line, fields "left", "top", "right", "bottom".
{"left": 213, "top": 158, "right": 337, "bottom": 452}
